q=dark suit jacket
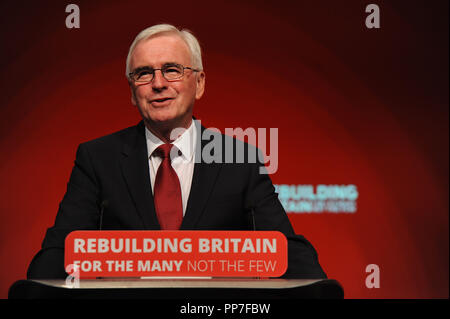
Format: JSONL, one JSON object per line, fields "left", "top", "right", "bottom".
{"left": 27, "top": 120, "right": 326, "bottom": 279}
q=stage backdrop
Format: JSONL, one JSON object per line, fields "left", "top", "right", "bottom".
{"left": 0, "top": 0, "right": 448, "bottom": 298}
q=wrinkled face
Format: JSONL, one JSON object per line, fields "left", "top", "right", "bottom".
{"left": 128, "top": 34, "right": 205, "bottom": 129}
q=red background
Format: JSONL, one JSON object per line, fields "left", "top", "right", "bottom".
{"left": 0, "top": 0, "right": 448, "bottom": 298}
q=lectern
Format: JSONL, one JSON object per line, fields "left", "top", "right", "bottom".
{"left": 16, "top": 231, "right": 342, "bottom": 300}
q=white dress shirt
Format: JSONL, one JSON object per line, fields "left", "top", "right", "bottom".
{"left": 145, "top": 120, "right": 197, "bottom": 216}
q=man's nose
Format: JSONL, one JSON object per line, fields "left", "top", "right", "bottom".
{"left": 152, "top": 69, "right": 167, "bottom": 91}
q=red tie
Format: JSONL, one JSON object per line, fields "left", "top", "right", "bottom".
{"left": 153, "top": 144, "right": 183, "bottom": 230}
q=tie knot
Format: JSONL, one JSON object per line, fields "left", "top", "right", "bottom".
{"left": 155, "top": 144, "right": 177, "bottom": 160}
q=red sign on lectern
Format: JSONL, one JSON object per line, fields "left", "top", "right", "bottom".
{"left": 65, "top": 231, "right": 287, "bottom": 278}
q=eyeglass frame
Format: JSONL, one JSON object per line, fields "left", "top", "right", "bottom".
{"left": 128, "top": 63, "right": 200, "bottom": 83}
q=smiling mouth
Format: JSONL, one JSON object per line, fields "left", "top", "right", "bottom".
{"left": 152, "top": 97, "right": 173, "bottom": 103}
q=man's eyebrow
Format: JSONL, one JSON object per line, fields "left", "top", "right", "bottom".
{"left": 162, "top": 62, "right": 181, "bottom": 67}
{"left": 132, "top": 62, "right": 180, "bottom": 72}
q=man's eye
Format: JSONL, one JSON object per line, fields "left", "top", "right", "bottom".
{"left": 165, "top": 67, "right": 181, "bottom": 73}
{"left": 137, "top": 70, "right": 152, "bottom": 78}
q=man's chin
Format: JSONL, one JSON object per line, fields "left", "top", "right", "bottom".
{"left": 145, "top": 113, "right": 188, "bottom": 130}
{"left": 146, "top": 108, "right": 192, "bottom": 126}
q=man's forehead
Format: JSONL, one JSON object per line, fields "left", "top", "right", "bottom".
{"left": 130, "top": 33, "right": 191, "bottom": 67}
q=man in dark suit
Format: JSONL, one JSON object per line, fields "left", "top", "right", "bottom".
{"left": 27, "top": 24, "right": 326, "bottom": 279}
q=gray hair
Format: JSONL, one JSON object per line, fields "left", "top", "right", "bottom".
{"left": 125, "top": 24, "right": 203, "bottom": 78}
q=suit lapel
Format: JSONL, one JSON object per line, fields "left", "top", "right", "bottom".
{"left": 181, "top": 122, "right": 222, "bottom": 229}
{"left": 120, "top": 122, "right": 160, "bottom": 229}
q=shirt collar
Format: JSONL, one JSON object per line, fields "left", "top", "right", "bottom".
{"left": 145, "top": 119, "right": 196, "bottom": 162}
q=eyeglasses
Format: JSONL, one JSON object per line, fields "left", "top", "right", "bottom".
{"left": 128, "top": 63, "right": 200, "bottom": 83}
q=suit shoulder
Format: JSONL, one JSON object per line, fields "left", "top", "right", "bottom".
{"left": 79, "top": 122, "right": 142, "bottom": 153}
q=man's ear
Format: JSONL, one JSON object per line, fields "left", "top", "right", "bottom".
{"left": 195, "top": 71, "right": 206, "bottom": 100}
